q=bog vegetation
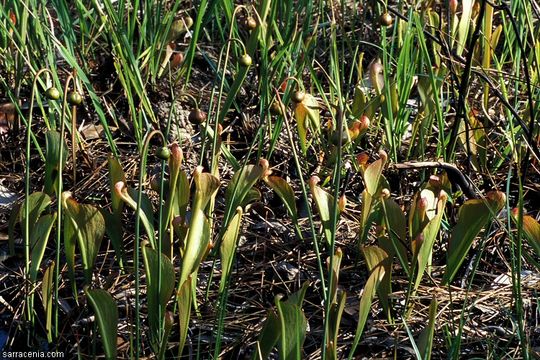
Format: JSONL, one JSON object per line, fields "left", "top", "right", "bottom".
{"left": 0, "top": 0, "right": 539, "bottom": 359}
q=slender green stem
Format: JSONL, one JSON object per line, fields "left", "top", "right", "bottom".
{"left": 507, "top": 164, "right": 528, "bottom": 359}
{"left": 54, "top": 72, "right": 76, "bottom": 339}
{"left": 25, "top": 68, "right": 54, "bottom": 332}
{"left": 321, "top": 12, "right": 345, "bottom": 357}
{"left": 135, "top": 130, "right": 167, "bottom": 359}
{"left": 321, "top": 106, "right": 344, "bottom": 360}
{"left": 276, "top": 90, "right": 326, "bottom": 296}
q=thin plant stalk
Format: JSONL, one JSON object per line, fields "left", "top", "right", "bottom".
{"left": 54, "top": 72, "right": 76, "bottom": 338}
{"left": 134, "top": 130, "right": 167, "bottom": 359}
{"left": 276, "top": 90, "right": 326, "bottom": 296}
{"left": 25, "top": 68, "right": 54, "bottom": 332}
{"left": 321, "top": 38, "right": 345, "bottom": 360}
{"left": 507, "top": 165, "right": 529, "bottom": 359}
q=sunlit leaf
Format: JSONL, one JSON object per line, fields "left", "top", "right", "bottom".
{"left": 379, "top": 196, "right": 407, "bottom": 318}
{"left": 173, "top": 170, "right": 190, "bottom": 218}
{"left": 192, "top": 167, "right": 221, "bottom": 211}
{"left": 29, "top": 213, "right": 56, "bottom": 282}
{"left": 105, "top": 156, "right": 127, "bottom": 266}
{"left": 142, "top": 244, "right": 176, "bottom": 352}
{"left": 417, "top": 297, "right": 437, "bottom": 360}
{"left": 294, "top": 93, "right": 320, "bottom": 154}
{"left": 101, "top": 210, "right": 124, "bottom": 268}
{"left": 177, "top": 276, "right": 192, "bottom": 357}
{"left": 44, "top": 130, "right": 68, "bottom": 196}
{"left": 253, "top": 310, "right": 280, "bottom": 360}
{"left": 363, "top": 151, "right": 387, "bottom": 195}
{"left": 417, "top": 76, "right": 436, "bottom": 114}
{"left": 409, "top": 191, "right": 431, "bottom": 249}
{"left": 42, "top": 261, "right": 55, "bottom": 343}
{"left": 351, "top": 85, "right": 367, "bottom": 118}
{"left": 325, "top": 290, "right": 346, "bottom": 360}
{"left": 219, "top": 207, "right": 243, "bottom": 293}
{"left": 328, "top": 248, "right": 343, "bottom": 303}
{"left": 511, "top": 209, "right": 540, "bottom": 263}
{"left": 9, "top": 192, "right": 51, "bottom": 255}
{"left": 456, "top": 0, "right": 474, "bottom": 56}
{"left": 427, "top": 11, "right": 441, "bottom": 67}
{"left": 414, "top": 192, "right": 446, "bottom": 290}
{"left": 114, "top": 182, "right": 156, "bottom": 249}
{"left": 358, "top": 191, "right": 374, "bottom": 244}
{"left": 363, "top": 245, "right": 392, "bottom": 319}
{"left": 382, "top": 197, "right": 407, "bottom": 264}
{"left": 443, "top": 191, "right": 505, "bottom": 284}
{"left": 276, "top": 282, "right": 309, "bottom": 360}
{"left": 107, "top": 155, "right": 126, "bottom": 216}
{"left": 491, "top": 25, "right": 503, "bottom": 54}
{"left": 161, "top": 144, "right": 184, "bottom": 239}
{"left": 85, "top": 288, "right": 118, "bottom": 360}
{"left": 369, "top": 58, "right": 384, "bottom": 95}
{"left": 157, "top": 43, "right": 175, "bottom": 78}
{"left": 179, "top": 167, "right": 220, "bottom": 285}
{"left": 264, "top": 175, "right": 299, "bottom": 234}
{"left": 309, "top": 176, "right": 338, "bottom": 246}
{"left": 62, "top": 193, "right": 106, "bottom": 283}
{"left": 128, "top": 188, "right": 157, "bottom": 247}
{"left": 349, "top": 261, "right": 385, "bottom": 358}
{"left": 224, "top": 164, "right": 264, "bottom": 214}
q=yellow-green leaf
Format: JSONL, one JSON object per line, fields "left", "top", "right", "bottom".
{"left": 382, "top": 197, "right": 407, "bottom": 263}
{"left": 264, "top": 175, "right": 299, "bottom": 231}
{"left": 414, "top": 192, "right": 447, "bottom": 290}
{"left": 9, "top": 192, "right": 51, "bottom": 255}
{"left": 224, "top": 164, "right": 264, "bottom": 213}
{"left": 113, "top": 182, "right": 156, "bottom": 249}
{"left": 417, "top": 297, "right": 437, "bottom": 360}
{"left": 162, "top": 144, "right": 184, "bottom": 239}
{"left": 276, "top": 282, "right": 309, "bottom": 360}
{"left": 42, "top": 261, "right": 55, "bottom": 343}
{"left": 363, "top": 151, "right": 387, "bottom": 195}
{"left": 511, "top": 209, "right": 540, "bottom": 263}
{"left": 456, "top": 0, "right": 474, "bottom": 56}
{"left": 253, "top": 310, "right": 280, "bottom": 360}
{"left": 142, "top": 244, "right": 176, "bottom": 352}
{"left": 309, "top": 176, "right": 338, "bottom": 246}
{"left": 107, "top": 155, "right": 126, "bottom": 216}
{"left": 177, "top": 276, "right": 192, "bottom": 356}
{"left": 219, "top": 207, "right": 243, "bottom": 293}
{"left": 443, "top": 191, "right": 505, "bottom": 284}
{"left": 29, "top": 213, "right": 56, "bottom": 282}
{"left": 62, "top": 193, "right": 106, "bottom": 283}
{"left": 294, "top": 93, "right": 320, "bottom": 154}
{"left": 180, "top": 167, "right": 220, "bottom": 285}
{"left": 44, "top": 130, "right": 68, "bottom": 196}
{"left": 325, "top": 290, "right": 346, "bottom": 360}
{"left": 84, "top": 288, "right": 118, "bottom": 360}
{"left": 349, "top": 260, "right": 386, "bottom": 358}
